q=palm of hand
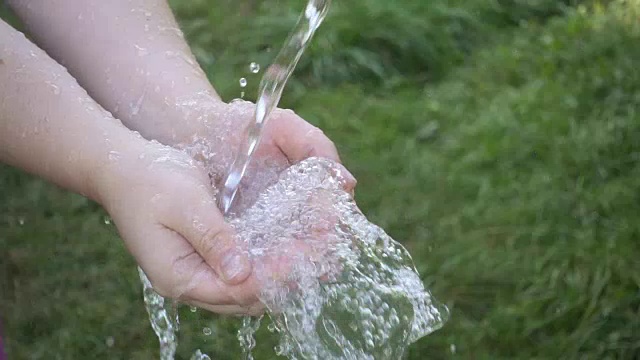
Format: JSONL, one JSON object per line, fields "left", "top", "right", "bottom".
{"left": 122, "top": 100, "right": 356, "bottom": 315}
{"left": 182, "top": 101, "right": 352, "bottom": 212}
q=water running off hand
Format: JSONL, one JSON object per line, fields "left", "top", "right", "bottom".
{"left": 232, "top": 158, "right": 448, "bottom": 359}
{"left": 140, "top": 0, "right": 448, "bottom": 359}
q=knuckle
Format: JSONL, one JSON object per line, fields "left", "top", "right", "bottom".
{"left": 148, "top": 278, "right": 176, "bottom": 299}
{"left": 199, "top": 227, "right": 231, "bottom": 260}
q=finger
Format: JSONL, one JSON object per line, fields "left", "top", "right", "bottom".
{"left": 123, "top": 221, "right": 253, "bottom": 306}
{"left": 181, "top": 264, "right": 260, "bottom": 307}
{"left": 270, "top": 111, "right": 341, "bottom": 163}
{"left": 269, "top": 113, "right": 357, "bottom": 191}
{"left": 162, "top": 185, "right": 252, "bottom": 285}
{"left": 330, "top": 161, "right": 358, "bottom": 194}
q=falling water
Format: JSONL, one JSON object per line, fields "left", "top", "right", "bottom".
{"left": 218, "top": 0, "right": 331, "bottom": 214}
{"left": 139, "top": 268, "right": 179, "bottom": 360}
{"left": 140, "top": 0, "right": 448, "bottom": 359}
{"left": 140, "top": 1, "right": 332, "bottom": 358}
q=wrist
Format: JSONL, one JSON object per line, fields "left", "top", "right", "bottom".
{"left": 85, "top": 123, "right": 150, "bottom": 210}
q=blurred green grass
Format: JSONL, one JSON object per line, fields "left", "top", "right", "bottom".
{"left": 1, "top": 0, "right": 639, "bottom": 358}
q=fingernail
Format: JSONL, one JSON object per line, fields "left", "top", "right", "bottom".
{"left": 344, "top": 169, "right": 357, "bottom": 185}
{"left": 221, "top": 251, "right": 249, "bottom": 283}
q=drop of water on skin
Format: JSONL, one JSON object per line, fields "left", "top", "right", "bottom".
{"left": 202, "top": 327, "right": 212, "bottom": 336}
{"left": 250, "top": 62, "right": 260, "bottom": 73}
{"left": 108, "top": 151, "right": 122, "bottom": 161}
{"left": 239, "top": 78, "right": 248, "bottom": 88}
{"left": 134, "top": 44, "right": 149, "bottom": 57}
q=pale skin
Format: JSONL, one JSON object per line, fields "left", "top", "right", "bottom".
{"left": 1, "top": 1, "right": 356, "bottom": 314}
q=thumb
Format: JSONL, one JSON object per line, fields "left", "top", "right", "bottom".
{"left": 165, "top": 191, "right": 252, "bottom": 285}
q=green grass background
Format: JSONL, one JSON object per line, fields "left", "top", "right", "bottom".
{"left": 1, "top": 0, "right": 639, "bottom": 358}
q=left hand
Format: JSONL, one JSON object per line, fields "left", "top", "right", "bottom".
{"left": 177, "top": 99, "right": 357, "bottom": 211}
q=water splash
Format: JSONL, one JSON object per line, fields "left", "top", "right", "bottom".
{"left": 139, "top": 0, "right": 448, "bottom": 358}
{"left": 238, "top": 316, "right": 263, "bottom": 360}
{"left": 218, "top": 0, "right": 332, "bottom": 214}
{"left": 230, "top": 158, "right": 448, "bottom": 359}
{"left": 138, "top": 268, "right": 179, "bottom": 360}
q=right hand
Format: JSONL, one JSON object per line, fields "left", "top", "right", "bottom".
{"left": 93, "top": 137, "right": 263, "bottom": 315}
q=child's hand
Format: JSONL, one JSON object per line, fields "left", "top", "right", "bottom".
{"left": 94, "top": 139, "right": 262, "bottom": 315}
{"left": 178, "top": 100, "right": 357, "bottom": 209}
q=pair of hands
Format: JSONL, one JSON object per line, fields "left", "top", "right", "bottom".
{"left": 97, "top": 100, "right": 356, "bottom": 315}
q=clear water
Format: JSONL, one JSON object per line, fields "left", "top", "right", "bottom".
{"left": 139, "top": 0, "right": 448, "bottom": 358}
{"left": 139, "top": 268, "right": 179, "bottom": 360}
{"left": 218, "top": 0, "right": 331, "bottom": 214}
{"left": 230, "top": 158, "right": 448, "bottom": 359}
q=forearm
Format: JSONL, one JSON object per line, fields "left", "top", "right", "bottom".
{"left": 0, "top": 19, "right": 144, "bottom": 203}
{"left": 7, "top": 0, "right": 223, "bottom": 145}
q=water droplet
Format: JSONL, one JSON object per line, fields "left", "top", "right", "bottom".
{"left": 190, "top": 306, "right": 197, "bottom": 313}
{"left": 450, "top": 343, "right": 457, "bottom": 354}
{"left": 239, "top": 78, "right": 247, "bottom": 88}
{"left": 134, "top": 44, "right": 148, "bottom": 57}
{"left": 249, "top": 62, "right": 260, "bottom": 73}
{"left": 240, "top": 91, "right": 245, "bottom": 99}
{"left": 108, "top": 151, "right": 121, "bottom": 161}
{"left": 191, "top": 351, "right": 211, "bottom": 360}
{"left": 202, "top": 327, "right": 212, "bottom": 336}
{"left": 106, "top": 336, "right": 115, "bottom": 347}
{"left": 18, "top": 217, "right": 25, "bottom": 226}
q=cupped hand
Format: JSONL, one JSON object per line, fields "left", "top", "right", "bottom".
{"left": 94, "top": 138, "right": 263, "bottom": 315}
{"left": 178, "top": 99, "right": 357, "bottom": 211}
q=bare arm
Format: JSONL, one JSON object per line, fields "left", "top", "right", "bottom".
{"left": 7, "top": 0, "right": 221, "bottom": 145}
{"left": 0, "top": 18, "right": 142, "bottom": 202}
{"left": 0, "top": 19, "right": 258, "bottom": 312}
{"left": 6, "top": 0, "right": 349, "bottom": 183}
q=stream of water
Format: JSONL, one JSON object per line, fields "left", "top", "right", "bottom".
{"left": 218, "top": 0, "right": 331, "bottom": 214}
{"left": 140, "top": 0, "right": 448, "bottom": 358}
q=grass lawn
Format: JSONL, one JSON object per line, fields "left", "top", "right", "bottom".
{"left": 1, "top": 0, "right": 639, "bottom": 358}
